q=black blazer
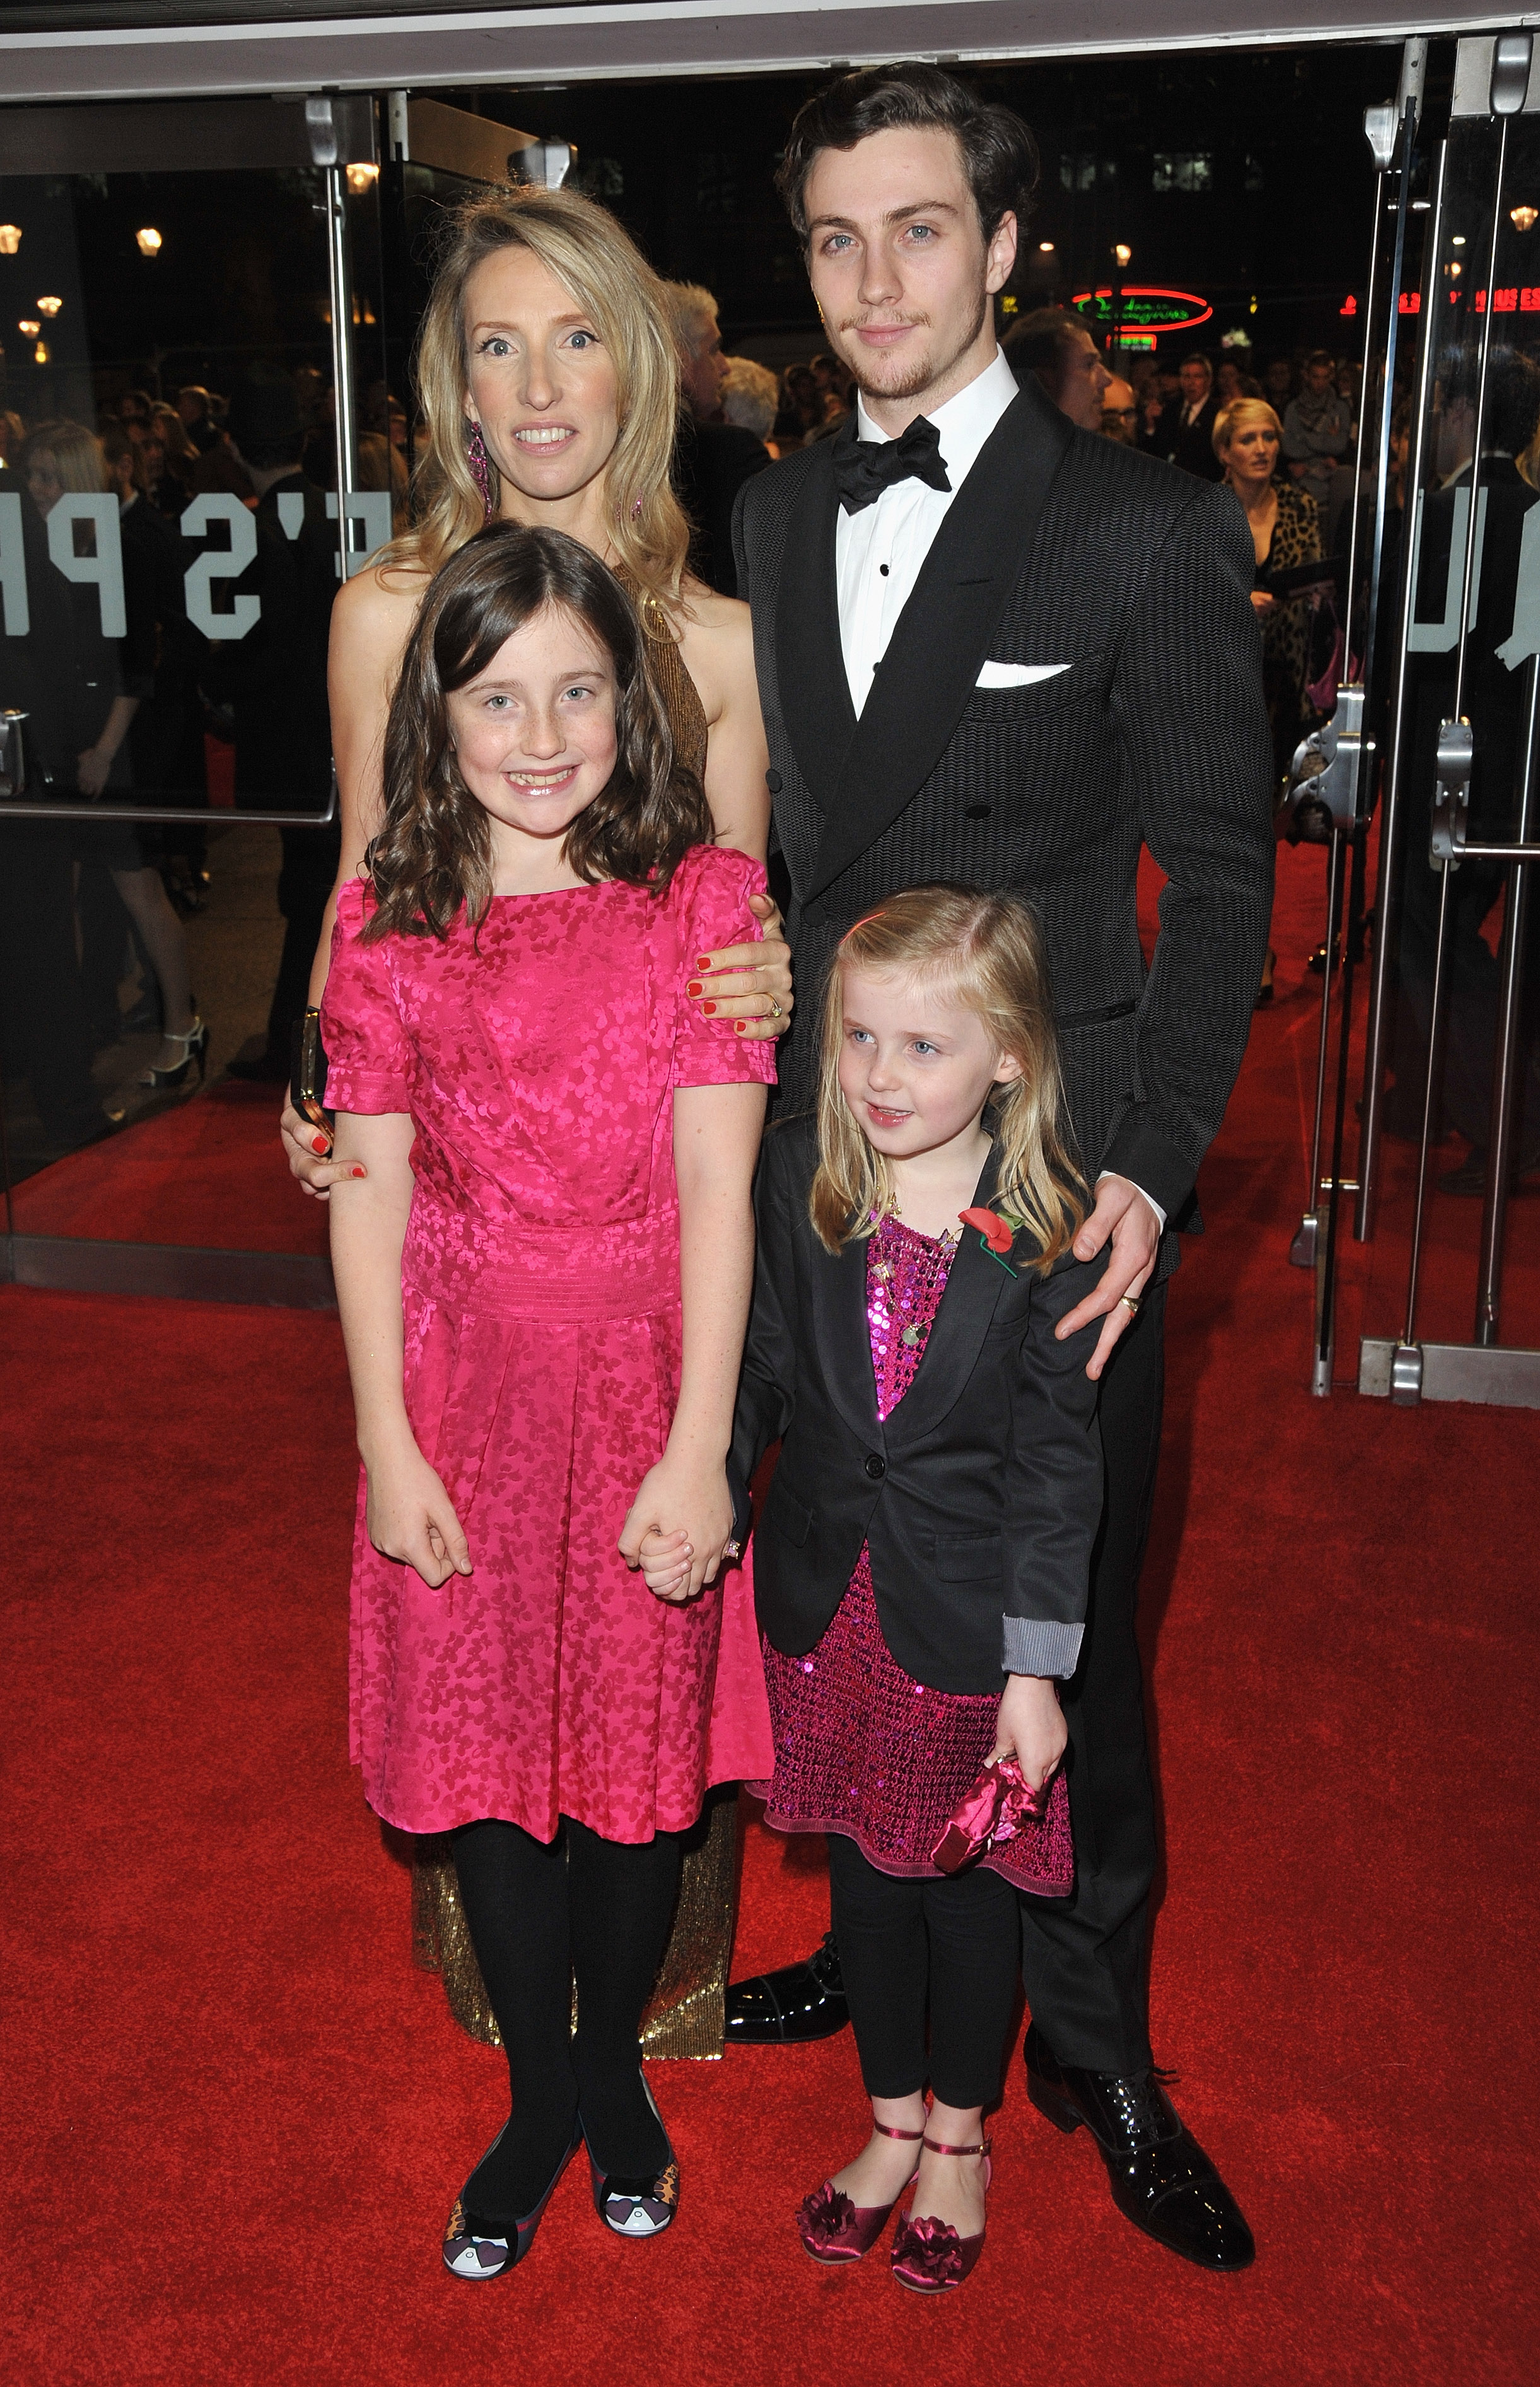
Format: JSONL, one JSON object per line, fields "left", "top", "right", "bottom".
{"left": 1153, "top": 393, "right": 1225, "bottom": 482}
{"left": 732, "top": 377, "right": 1274, "bottom": 1265}
{"left": 731, "top": 1118, "right": 1105, "bottom": 1696}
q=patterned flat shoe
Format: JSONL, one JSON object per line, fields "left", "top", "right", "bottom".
{"left": 583, "top": 2072, "right": 680, "bottom": 2239}
{"left": 588, "top": 2152, "right": 680, "bottom": 2238}
{"left": 441, "top": 2123, "right": 581, "bottom": 2281}
{"left": 889, "top": 2130, "right": 991, "bottom": 2294}
{"left": 796, "top": 2120, "right": 925, "bottom": 2264}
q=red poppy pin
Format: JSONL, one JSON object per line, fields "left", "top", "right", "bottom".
{"left": 959, "top": 1205, "right": 1022, "bottom": 1276}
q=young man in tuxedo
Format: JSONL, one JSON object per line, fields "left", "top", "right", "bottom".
{"left": 1152, "top": 351, "right": 1225, "bottom": 481}
{"left": 716, "top": 64, "right": 1272, "bottom": 2271}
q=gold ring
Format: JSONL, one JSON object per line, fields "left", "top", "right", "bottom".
{"left": 767, "top": 997, "right": 783, "bottom": 1020}
{"left": 724, "top": 1539, "right": 742, "bottom": 1560}
{"left": 1119, "top": 1293, "right": 1141, "bottom": 1315}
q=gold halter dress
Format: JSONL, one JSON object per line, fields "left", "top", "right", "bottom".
{"left": 411, "top": 560, "right": 735, "bottom": 2060}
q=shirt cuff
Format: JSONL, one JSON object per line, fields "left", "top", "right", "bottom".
{"left": 1002, "top": 1617, "right": 1084, "bottom": 1680}
{"left": 1095, "top": 1170, "right": 1167, "bottom": 1236}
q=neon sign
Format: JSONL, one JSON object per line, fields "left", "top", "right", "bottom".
{"left": 1471, "top": 286, "right": 1540, "bottom": 311}
{"left": 1072, "top": 286, "right": 1213, "bottom": 331}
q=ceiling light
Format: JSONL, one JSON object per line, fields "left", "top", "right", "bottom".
{"left": 1449, "top": 262, "right": 1462, "bottom": 277}
{"left": 1452, "top": 234, "right": 1466, "bottom": 246}
{"left": 18, "top": 319, "right": 40, "bottom": 336}
{"left": 1039, "top": 240, "right": 1055, "bottom": 253}
{"left": 37, "top": 295, "right": 62, "bottom": 316}
{"left": 1512, "top": 204, "right": 1539, "bottom": 232}
{"left": 346, "top": 163, "right": 380, "bottom": 193}
{"left": 135, "top": 226, "right": 162, "bottom": 257}
{"left": 1114, "top": 243, "right": 1133, "bottom": 267}
{"left": 33, "top": 341, "right": 49, "bottom": 365}
{"left": 0, "top": 225, "right": 21, "bottom": 255}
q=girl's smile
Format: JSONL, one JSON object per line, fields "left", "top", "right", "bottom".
{"left": 444, "top": 601, "right": 619, "bottom": 891}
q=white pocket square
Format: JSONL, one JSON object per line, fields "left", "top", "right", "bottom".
{"left": 975, "top": 660, "right": 1071, "bottom": 688}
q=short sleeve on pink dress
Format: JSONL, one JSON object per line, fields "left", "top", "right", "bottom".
{"left": 670, "top": 845, "right": 779, "bottom": 1093}
{"left": 322, "top": 878, "right": 414, "bottom": 1114}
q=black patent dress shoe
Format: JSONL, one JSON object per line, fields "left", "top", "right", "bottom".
{"left": 1024, "top": 2022, "right": 1255, "bottom": 2270}
{"left": 724, "top": 1930, "right": 849, "bottom": 2044}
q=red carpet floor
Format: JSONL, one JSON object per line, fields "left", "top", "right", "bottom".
{"left": 9, "top": 1080, "right": 328, "bottom": 1257}
{"left": 3, "top": 845, "right": 1538, "bottom": 2386}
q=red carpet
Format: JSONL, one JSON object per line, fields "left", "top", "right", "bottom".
{"left": 3, "top": 845, "right": 1537, "bottom": 2385}
{"left": 9, "top": 1080, "right": 328, "bottom": 1257}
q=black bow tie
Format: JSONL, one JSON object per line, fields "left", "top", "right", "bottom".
{"left": 833, "top": 416, "right": 952, "bottom": 515}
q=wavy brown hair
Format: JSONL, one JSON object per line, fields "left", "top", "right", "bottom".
{"left": 363, "top": 524, "right": 713, "bottom": 942}
{"left": 380, "top": 184, "right": 691, "bottom": 608}
{"left": 810, "top": 886, "right": 1087, "bottom": 1270}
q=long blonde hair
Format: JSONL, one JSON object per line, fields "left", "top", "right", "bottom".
{"left": 810, "top": 887, "right": 1087, "bottom": 1270}
{"left": 17, "top": 418, "right": 107, "bottom": 495}
{"left": 389, "top": 185, "right": 691, "bottom": 606}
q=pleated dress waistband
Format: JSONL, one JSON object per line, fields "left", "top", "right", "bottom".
{"left": 401, "top": 1200, "right": 681, "bottom": 1323}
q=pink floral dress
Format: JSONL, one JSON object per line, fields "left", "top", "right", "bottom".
{"left": 322, "top": 844, "right": 776, "bottom": 1843}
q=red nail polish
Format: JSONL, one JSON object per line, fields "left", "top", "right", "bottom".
{"left": 685, "top": 980, "right": 703, "bottom": 997}
{"left": 696, "top": 955, "right": 712, "bottom": 970}
{"left": 351, "top": 1165, "right": 366, "bottom": 1178}
{"left": 701, "top": 1000, "right": 716, "bottom": 1015}
{"left": 312, "top": 1135, "right": 330, "bottom": 1154}
{"left": 735, "top": 1020, "right": 747, "bottom": 1033}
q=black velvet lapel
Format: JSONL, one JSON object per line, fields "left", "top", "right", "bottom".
{"left": 807, "top": 1224, "right": 882, "bottom": 1448}
{"left": 884, "top": 1146, "right": 1010, "bottom": 1452}
{"left": 774, "top": 423, "right": 858, "bottom": 815}
{"left": 805, "top": 381, "right": 1074, "bottom": 905}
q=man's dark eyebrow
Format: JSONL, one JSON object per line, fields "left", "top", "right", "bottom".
{"left": 806, "top": 199, "right": 961, "bottom": 234}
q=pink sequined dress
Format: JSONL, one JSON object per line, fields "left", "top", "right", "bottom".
{"left": 322, "top": 844, "right": 777, "bottom": 1843}
{"left": 751, "top": 1214, "right": 1073, "bottom": 1896}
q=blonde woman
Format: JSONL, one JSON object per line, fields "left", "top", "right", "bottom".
{"left": 1216, "top": 397, "right": 1324, "bottom": 1004}
{"left": 281, "top": 184, "right": 788, "bottom": 1198}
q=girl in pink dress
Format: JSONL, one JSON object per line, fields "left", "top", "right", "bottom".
{"left": 324, "top": 524, "right": 774, "bottom": 2279}
{"left": 643, "top": 889, "right": 1104, "bottom": 2296}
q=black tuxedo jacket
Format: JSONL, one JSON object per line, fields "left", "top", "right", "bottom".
{"left": 732, "top": 377, "right": 1273, "bottom": 1262}
{"left": 1153, "top": 393, "right": 1225, "bottom": 481}
{"left": 731, "top": 1118, "right": 1104, "bottom": 1696}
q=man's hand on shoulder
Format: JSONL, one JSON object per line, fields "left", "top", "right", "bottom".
{"left": 1054, "top": 1174, "right": 1161, "bottom": 1381}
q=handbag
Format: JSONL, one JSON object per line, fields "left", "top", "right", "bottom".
{"left": 930, "top": 1754, "right": 1059, "bottom": 1874}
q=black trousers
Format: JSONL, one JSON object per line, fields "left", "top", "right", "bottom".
{"left": 1018, "top": 1279, "right": 1166, "bottom": 2074}
{"left": 827, "top": 1833, "right": 1020, "bottom": 2110}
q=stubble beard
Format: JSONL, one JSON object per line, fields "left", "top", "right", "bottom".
{"left": 836, "top": 279, "right": 990, "bottom": 409}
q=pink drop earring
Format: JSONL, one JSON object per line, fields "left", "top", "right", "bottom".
{"left": 466, "top": 420, "right": 494, "bottom": 523}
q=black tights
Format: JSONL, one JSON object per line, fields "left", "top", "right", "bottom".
{"left": 827, "top": 1834, "right": 1021, "bottom": 2112}
{"left": 450, "top": 1815, "right": 682, "bottom": 2224}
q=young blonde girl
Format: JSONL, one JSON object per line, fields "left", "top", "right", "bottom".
{"left": 325, "top": 522, "right": 774, "bottom": 2279}
{"left": 646, "top": 888, "right": 1102, "bottom": 2294}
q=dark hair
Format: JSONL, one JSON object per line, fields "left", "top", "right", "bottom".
{"left": 365, "top": 524, "right": 713, "bottom": 942}
{"left": 1305, "top": 349, "right": 1336, "bottom": 370}
{"left": 1441, "top": 345, "right": 1540, "bottom": 459}
{"left": 1180, "top": 351, "right": 1213, "bottom": 375}
{"left": 1001, "top": 307, "right": 1088, "bottom": 383}
{"left": 776, "top": 61, "right": 1038, "bottom": 248}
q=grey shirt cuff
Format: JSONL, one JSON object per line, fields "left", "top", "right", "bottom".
{"left": 1002, "top": 1617, "right": 1085, "bottom": 1679}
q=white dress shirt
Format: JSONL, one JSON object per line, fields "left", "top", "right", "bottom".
{"left": 831, "top": 344, "right": 1166, "bottom": 1238}
{"left": 835, "top": 347, "right": 1020, "bottom": 717}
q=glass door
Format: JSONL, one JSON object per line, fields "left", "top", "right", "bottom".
{"left": 1354, "top": 33, "right": 1540, "bottom": 1404}
{"left": 0, "top": 95, "right": 390, "bottom": 1303}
